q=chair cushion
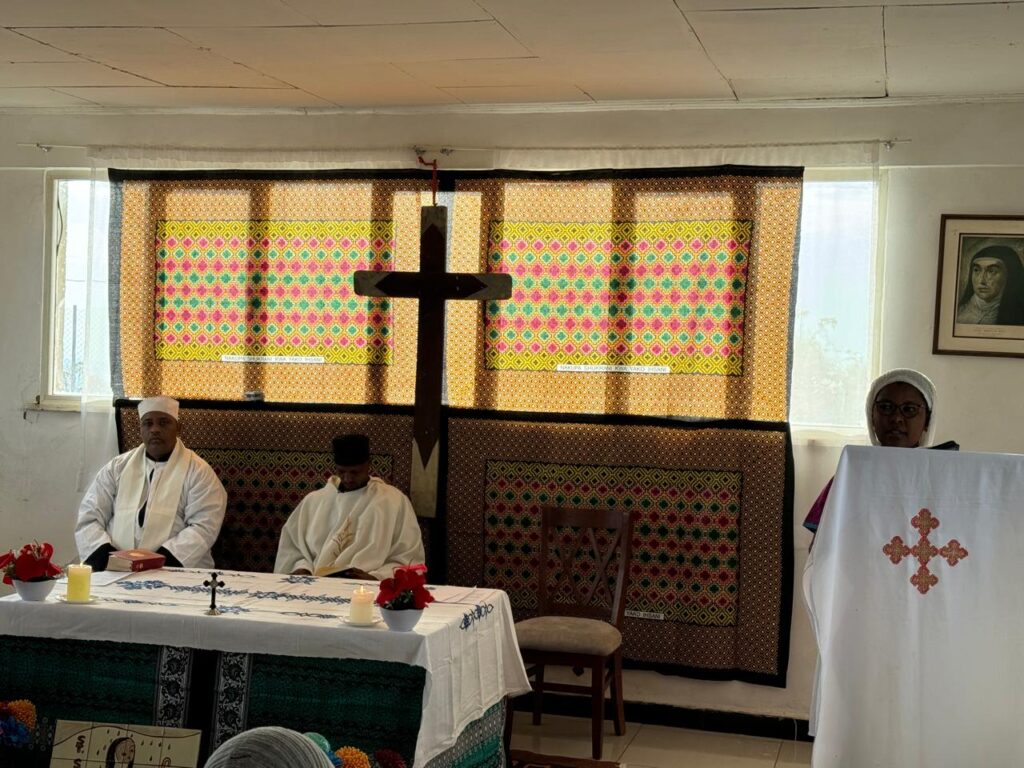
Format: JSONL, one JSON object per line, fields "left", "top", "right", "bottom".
{"left": 515, "top": 616, "right": 622, "bottom": 656}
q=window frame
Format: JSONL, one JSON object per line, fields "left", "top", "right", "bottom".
{"left": 37, "top": 169, "right": 106, "bottom": 411}
{"left": 790, "top": 167, "right": 886, "bottom": 446}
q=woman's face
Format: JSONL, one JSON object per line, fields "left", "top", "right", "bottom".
{"left": 971, "top": 256, "right": 1006, "bottom": 301}
{"left": 115, "top": 740, "right": 135, "bottom": 764}
{"left": 871, "top": 382, "right": 928, "bottom": 448}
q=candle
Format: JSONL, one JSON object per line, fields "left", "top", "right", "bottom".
{"left": 66, "top": 564, "right": 92, "bottom": 603}
{"left": 349, "top": 585, "right": 375, "bottom": 624}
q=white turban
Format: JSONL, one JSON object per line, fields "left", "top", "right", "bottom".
{"left": 204, "top": 727, "right": 334, "bottom": 768}
{"left": 138, "top": 396, "right": 180, "bottom": 421}
{"left": 864, "top": 368, "right": 936, "bottom": 447}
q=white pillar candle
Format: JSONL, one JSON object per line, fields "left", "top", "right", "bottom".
{"left": 66, "top": 564, "right": 92, "bottom": 603}
{"left": 349, "top": 585, "right": 375, "bottom": 624}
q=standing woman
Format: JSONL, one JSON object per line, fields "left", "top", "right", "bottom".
{"left": 803, "top": 368, "right": 957, "bottom": 535}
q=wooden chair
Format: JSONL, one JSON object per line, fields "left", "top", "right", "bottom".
{"left": 511, "top": 506, "right": 634, "bottom": 760}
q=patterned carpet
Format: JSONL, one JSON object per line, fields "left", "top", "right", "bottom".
{"left": 509, "top": 750, "right": 620, "bottom": 768}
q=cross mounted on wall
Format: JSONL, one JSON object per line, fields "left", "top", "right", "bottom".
{"left": 354, "top": 204, "right": 512, "bottom": 518}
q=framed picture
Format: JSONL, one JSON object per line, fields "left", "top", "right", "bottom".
{"left": 933, "top": 214, "right": 1024, "bottom": 357}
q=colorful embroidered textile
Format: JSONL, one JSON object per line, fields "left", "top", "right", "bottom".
{"left": 447, "top": 168, "right": 802, "bottom": 421}
{"left": 0, "top": 637, "right": 188, "bottom": 767}
{"left": 110, "top": 172, "right": 430, "bottom": 403}
{"left": 444, "top": 411, "right": 793, "bottom": 685}
{"left": 115, "top": 400, "right": 418, "bottom": 573}
{"left": 153, "top": 220, "right": 395, "bottom": 365}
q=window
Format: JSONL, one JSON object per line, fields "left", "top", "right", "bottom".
{"left": 790, "top": 171, "right": 880, "bottom": 430}
{"left": 42, "top": 173, "right": 111, "bottom": 407}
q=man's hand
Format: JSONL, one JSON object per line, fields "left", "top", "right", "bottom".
{"left": 341, "top": 568, "right": 378, "bottom": 581}
{"left": 292, "top": 568, "right": 313, "bottom": 576}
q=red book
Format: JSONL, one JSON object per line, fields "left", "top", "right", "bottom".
{"left": 107, "top": 549, "right": 166, "bottom": 572}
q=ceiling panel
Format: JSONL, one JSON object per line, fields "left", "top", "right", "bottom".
{"left": 688, "top": 7, "right": 884, "bottom": 83}
{"left": 731, "top": 74, "right": 885, "bottom": 100}
{"left": 0, "top": 62, "right": 151, "bottom": 87}
{"left": 397, "top": 57, "right": 559, "bottom": 88}
{"left": 179, "top": 21, "right": 531, "bottom": 67}
{"left": 544, "top": 50, "right": 734, "bottom": 101}
{"left": 0, "top": 87, "right": 96, "bottom": 106}
{"left": 887, "top": 4, "right": 1024, "bottom": 96}
{"left": 0, "top": 28, "right": 78, "bottom": 62}
{"left": 0, "top": 0, "right": 308, "bottom": 27}
{"left": 478, "top": 0, "right": 701, "bottom": 55}
{"left": 675, "top": 0, "right": 1001, "bottom": 8}
{"left": 18, "top": 28, "right": 288, "bottom": 87}
{"left": 234, "top": 59, "right": 457, "bottom": 107}
{"left": 442, "top": 83, "right": 591, "bottom": 104}
{"left": 52, "top": 86, "right": 335, "bottom": 108}
{"left": 283, "top": 0, "right": 491, "bottom": 25}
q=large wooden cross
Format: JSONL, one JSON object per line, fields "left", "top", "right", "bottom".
{"left": 354, "top": 206, "right": 511, "bottom": 517}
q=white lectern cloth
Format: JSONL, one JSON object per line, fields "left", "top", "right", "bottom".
{"left": 804, "top": 446, "right": 1024, "bottom": 767}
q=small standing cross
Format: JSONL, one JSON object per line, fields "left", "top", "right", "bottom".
{"left": 203, "top": 571, "right": 226, "bottom": 616}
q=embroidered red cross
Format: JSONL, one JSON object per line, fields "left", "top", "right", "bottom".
{"left": 882, "top": 508, "right": 968, "bottom": 595}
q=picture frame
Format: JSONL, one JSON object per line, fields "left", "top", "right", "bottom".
{"left": 933, "top": 214, "right": 1024, "bottom": 357}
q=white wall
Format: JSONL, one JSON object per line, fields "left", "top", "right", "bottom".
{"left": 880, "top": 167, "right": 1024, "bottom": 455}
{"left": 0, "top": 170, "right": 83, "bottom": 570}
{"left": 2, "top": 102, "right": 1024, "bottom": 719}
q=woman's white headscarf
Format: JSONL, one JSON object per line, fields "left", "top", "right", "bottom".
{"left": 204, "top": 727, "right": 333, "bottom": 768}
{"left": 864, "top": 368, "right": 936, "bottom": 447}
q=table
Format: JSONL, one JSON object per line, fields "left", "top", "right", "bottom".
{"left": 0, "top": 568, "right": 530, "bottom": 767}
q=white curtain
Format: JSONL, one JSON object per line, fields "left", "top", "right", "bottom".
{"left": 87, "top": 141, "right": 880, "bottom": 171}
{"left": 77, "top": 168, "right": 117, "bottom": 491}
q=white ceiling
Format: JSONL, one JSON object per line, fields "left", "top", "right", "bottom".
{"left": 0, "top": 0, "right": 1022, "bottom": 111}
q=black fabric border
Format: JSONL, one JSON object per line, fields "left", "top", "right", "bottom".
{"left": 108, "top": 179, "right": 125, "bottom": 399}
{"left": 113, "top": 397, "right": 414, "bottom": 417}
{"left": 108, "top": 165, "right": 802, "bottom": 186}
{"left": 442, "top": 405, "right": 790, "bottom": 434}
{"left": 106, "top": 168, "right": 435, "bottom": 183}
{"left": 511, "top": 693, "right": 812, "bottom": 742}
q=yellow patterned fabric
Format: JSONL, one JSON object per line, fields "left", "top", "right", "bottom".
{"left": 448, "top": 170, "right": 802, "bottom": 421}
{"left": 113, "top": 175, "right": 429, "bottom": 403}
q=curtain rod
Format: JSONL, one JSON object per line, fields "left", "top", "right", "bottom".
{"left": 17, "top": 138, "right": 906, "bottom": 154}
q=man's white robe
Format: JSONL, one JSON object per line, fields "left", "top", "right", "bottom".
{"left": 75, "top": 440, "right": 227, "bottom": 568}
{"left": 274, "top": 476, "right": 424, "bottom": 579}
{"left": 804, "top": 446, "right": 1024, "bottom": 767}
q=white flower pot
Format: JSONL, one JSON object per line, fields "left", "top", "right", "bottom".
{"left": 12, "top": 579, "right": 56, "bottom": 601}
{"left": 380, "top": 607, "right": 423, "bottom": 632}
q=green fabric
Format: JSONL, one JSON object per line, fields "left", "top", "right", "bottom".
{"left": 246, "top": 655, "right": 426, "bottom": 766}
{"left": 0, "top": 636, "right": 163, "bottom": 767}
{"left": 424, "top": 701, "right": 505, "bottom": 768}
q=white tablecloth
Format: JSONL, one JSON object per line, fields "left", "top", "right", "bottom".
{"left": 0, "top": 568, "right": 531, "bottom": 767}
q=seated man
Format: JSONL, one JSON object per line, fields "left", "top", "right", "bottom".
{"left": 274, "top": 434, "right": 424, "bottom": 579}
{"left": 75, "top": 396, "right": 227, "bottom": 570}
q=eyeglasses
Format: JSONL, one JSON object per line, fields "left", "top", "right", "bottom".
{"left": 873, "top": 400, "right": 926, "bottom": 419}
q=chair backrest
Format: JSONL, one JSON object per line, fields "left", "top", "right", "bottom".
{"left": 536, "top": 507, "right": 634, "bottom": 627}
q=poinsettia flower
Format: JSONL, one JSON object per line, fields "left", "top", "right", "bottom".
{"left": 375, "top": 564, "right": 434, "bottom": 610}
{"left": 2, "top": 542, "right": 61, "bottom": 583}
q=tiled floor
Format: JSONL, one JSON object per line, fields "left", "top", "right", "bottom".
{"left": 510, "top": 713, "right": 812, "bottom": 768}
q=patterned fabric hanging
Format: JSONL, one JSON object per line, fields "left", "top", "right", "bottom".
{"left": 108, "top": 171, "right": 431, "bottom": 404}
{"left": 446, "top": 168, "right": 802, "bottom": 421}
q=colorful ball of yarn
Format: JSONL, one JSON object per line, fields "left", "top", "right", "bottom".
{"left": 334, "top": 745, "right": 371, "bottom": 768}
{"left": 303, "top": 732, "right": 332, "bottom": 754}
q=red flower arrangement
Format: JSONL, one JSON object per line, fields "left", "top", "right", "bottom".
{"left": 375, "top": 564, "right": 435, "bottom": 611}
{"left": 0, "top": 542, "right": 63, "bottom": 585}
